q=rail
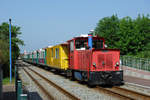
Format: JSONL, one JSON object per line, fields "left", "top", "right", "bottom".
{"left": 23, "top": 68, "right": 54, "bottom": 100}
{"left": 23, "top": 67, "right": 80, "bottom": 100}
{"left": 96, "top": 86, "right": 150, "bottom": 100}
{"left": 22, "top": 60, "right": 150, "bottom": 100}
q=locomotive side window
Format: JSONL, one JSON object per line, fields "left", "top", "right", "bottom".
{"left": 75, "top": 40, "right": 87, "bottom": 50}
{"left": 70, "top": 41, "right": 74, "bottom": 52}
{"left": 93, "top": 39, "right": 103, "bottom": 49}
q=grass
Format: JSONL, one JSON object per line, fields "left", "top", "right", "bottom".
{"left": 3, "top": 77, "right": 15, "bottom": 85}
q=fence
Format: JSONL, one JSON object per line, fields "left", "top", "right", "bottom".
{"left": 120, "top": 56, "right": 150, "bottom": 72}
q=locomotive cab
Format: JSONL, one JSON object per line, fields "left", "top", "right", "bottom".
{"left": 68, "top": 34, "right": 123, "bottom": 85}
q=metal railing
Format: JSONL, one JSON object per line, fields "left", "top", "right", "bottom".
{"left": 120, "top": 56, "right": 150, "bottom": 72}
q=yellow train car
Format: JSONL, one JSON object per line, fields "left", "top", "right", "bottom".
{"left": 46, "top": 43, "right": 69, "bottom": 70}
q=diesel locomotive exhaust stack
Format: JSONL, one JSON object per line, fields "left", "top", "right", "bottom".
{"left": 88, "top": 34, "right": 93, "bottom": 50}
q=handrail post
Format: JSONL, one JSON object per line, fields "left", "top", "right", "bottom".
{"left": 17, "top": 80, "right": 22, "bottom": 100}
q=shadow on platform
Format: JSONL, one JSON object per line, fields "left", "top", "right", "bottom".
{"left": 3, "top": 91, "right": 16, "bottom": 100}
{"left": 28, "top": 92, "right": 43, "bottom": 100}
{"left": 3, "top": 91, "right": 43, "bottom": 100}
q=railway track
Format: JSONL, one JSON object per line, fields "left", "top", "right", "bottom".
{"left": 25, "top": 67, "right": 150, "bottom": 100}
{"left": 111, "top": 86, "right": 150, "bottom": 100}
{"left": 95, "top": 87, "right": 131, "bottom": 100}
{"left": 23, "top": 67, "right": 80, "bottom": 100}
{"left": 21, "top": 61, "right": 150, "bottom": 100}
{"left": 96, "top": 85, "right": 150, "bottom": 100}
{"left": 125, "top": 82, "right": 150, "bottom": 89}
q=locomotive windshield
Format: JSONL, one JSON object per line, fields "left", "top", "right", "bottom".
{"left": 75, "top": 40, "right": 87, "bottom": 50}
{"left": 93, "top": 39, "right": 103, "bottom": 49}
{"left": 75, "top": 39, "right": 103, "bottom": 50}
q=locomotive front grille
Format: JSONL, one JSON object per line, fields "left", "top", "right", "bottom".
{"left": 98, "top": 54, "right": 104, "bottom": 69}
{"left": 105, "top": 54, "right": 113, "bottom": 69}
{"left": 97, "top": 54, "right": 113, "bottom": 70}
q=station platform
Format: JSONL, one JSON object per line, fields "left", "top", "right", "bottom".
{"left": 3, "top": 84, "right": 16, "bottom": 100}
{"left": 123, "top": 66, "right": 150, "bottom": 87}
{"left": 124, "top": 76, "right": 150, "bottom": 87}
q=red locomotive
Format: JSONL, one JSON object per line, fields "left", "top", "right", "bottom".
{"left": 67, "top": 34, "right": 123, "bottom": 85}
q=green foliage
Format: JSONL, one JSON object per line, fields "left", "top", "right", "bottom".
{"left": 3, "top": 77, "right": 15, "bottom": 85}
{"left": 0, "top": 22, "right": 24, "bottom": 77}
{"left": 95, "top": 15, "right": 120, "bottom": 48}
{"left": 95, "top": 14, "right": 150, "bottom": 58}
{"left": 0, "top": 40, "right": 9, "bottom": 64}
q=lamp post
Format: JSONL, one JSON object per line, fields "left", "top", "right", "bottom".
{"left": 9, "top": 18, "right": 12, "bottom": 83}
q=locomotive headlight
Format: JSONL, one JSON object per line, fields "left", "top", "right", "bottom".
{"left": 93, "top": 62, "right": 96, "bottom": 68}
{"left": 115, "top": 62, "right": 120, "bottom": 70}
{"left": 115, "top": 62, "right": 119, "bottom": 66}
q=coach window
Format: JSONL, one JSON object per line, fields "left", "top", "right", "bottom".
{"left": 43, "top": 51, "right": 44, "bottom": 58}
{"left": 40, "top": 52, "right": 42, "bottom": 58}
{"left": 42, "top": 51, "right": 44, "bottom": 58}
{"left": 55, "top": 48, "right": 59, "bottom": 59}
{"left": 51, "top": 49, "right": 53, "bottom": 57}
{"left": 70, "top": 41, "right": 74, "bottom": 52}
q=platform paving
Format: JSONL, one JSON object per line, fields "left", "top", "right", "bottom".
{"left": 3, "top": 84, "right": 16, "bottom": 100}
{"left": 124, "top": 75, "right": 150, "bottom": 87}
{"left": 123, "top": 65, "right": 150, "bottom": 87}
{"left": 123, "top": 66, "right": 150, "bottom": 80}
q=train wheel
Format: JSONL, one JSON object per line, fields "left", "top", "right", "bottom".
{"left": 67, "top": 70, "right": 75, "bottom": 81}
{"left": 87, "top": 81, "right": 95, "bottom": 87}
{"left": 70, "top": 70, "right": 75, "bottom": 81}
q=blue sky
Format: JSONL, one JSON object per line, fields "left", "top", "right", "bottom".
{"left": 0, "top": 0, "right": 150, "bottom": 53}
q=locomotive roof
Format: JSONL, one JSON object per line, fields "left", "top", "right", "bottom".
{"left": 67, "top": 35, "right": 104, "bottom": 42}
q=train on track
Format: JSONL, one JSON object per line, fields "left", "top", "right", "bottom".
{"left": 23, "top": 34, "right": 123, "bottom": 86}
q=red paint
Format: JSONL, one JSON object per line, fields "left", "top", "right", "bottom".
{"left": 92, "top": 49, "right": 120, "bottom": 71}
{"left": 68, "top": 36, "right": 121, "bottom": 79}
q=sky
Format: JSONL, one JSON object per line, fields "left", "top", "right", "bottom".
{"left": 0, "top": 0, "right": 150, "bottom": 53}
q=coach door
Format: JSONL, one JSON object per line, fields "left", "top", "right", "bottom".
{"left": 69, "top": 40, "right": 74, "bottom": 69}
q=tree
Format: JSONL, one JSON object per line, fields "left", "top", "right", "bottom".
{"left": 133, "top": 14, "right": 150, "bottom": 57}
{"left": 0, "top": 40, "right": 9, "bottom": 77}
{"left": 94, "top": 14, "right": 150, "bottom": 58}
{"left": 95, "top": 15, "right": 120, "bottom": 48}
{"left": 0, "top": 40, "right": 9, "bottom": 64}
{"left": 134, "top": 15, "right": 150, "bottom": 50}
{"left": 0, "top": 22, "right": 24, "bottom": 77}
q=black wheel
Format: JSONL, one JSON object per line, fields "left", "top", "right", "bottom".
{"left": 70, "top": 70, "right": 75, "bottom": 81}
{"left": 87, "top": 81, "right": 95, "bottom": 88}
